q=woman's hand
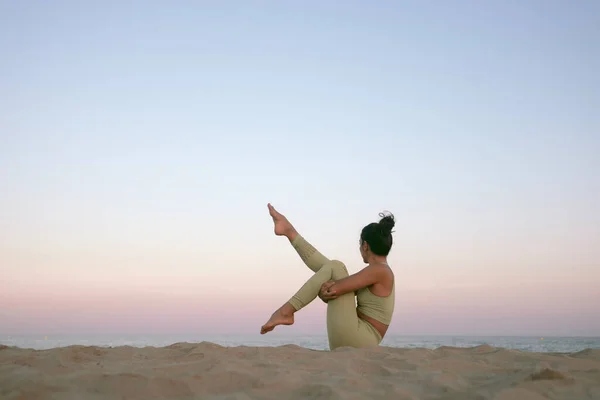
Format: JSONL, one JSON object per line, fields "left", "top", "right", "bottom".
{"left": 318, "top": 281, "right": 338, "bottom": 303}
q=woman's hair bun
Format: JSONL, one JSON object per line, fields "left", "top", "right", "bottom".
{"left": 378, "top": 211, "right": 395, "bottom": 233}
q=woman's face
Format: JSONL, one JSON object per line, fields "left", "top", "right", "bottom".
{"left": 359, "top": 239, "right": 369, "bottom": 263}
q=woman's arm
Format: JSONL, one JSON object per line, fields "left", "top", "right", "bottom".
{"left": 327, "top": 265, "right": 386, "bottom": 297}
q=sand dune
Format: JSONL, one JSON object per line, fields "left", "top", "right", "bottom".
{"left": 1, "top": 342, "right": 599, "bottom": 399}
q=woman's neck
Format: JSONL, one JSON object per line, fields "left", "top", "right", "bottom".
{"left": 368, "top": 255, "right": 388, "bottom": 266}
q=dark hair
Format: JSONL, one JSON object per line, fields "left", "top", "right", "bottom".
{"left": 360, "top": 211, "right": 395, "bottom": 256}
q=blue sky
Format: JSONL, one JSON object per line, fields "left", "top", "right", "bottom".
{"left": 1, "top": 1, "right": 599, "bottom": 335}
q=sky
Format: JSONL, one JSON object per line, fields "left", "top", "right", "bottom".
{"left": 0, "top": 0, "right": 599, "bottom": 337}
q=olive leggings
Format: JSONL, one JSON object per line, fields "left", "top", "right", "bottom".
{"left": 287, "top": 235, "right": 382, "bottom": 350}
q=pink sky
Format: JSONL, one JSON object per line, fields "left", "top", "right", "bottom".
{"left": 3, "top": 215, "right": 598, "bottom": 336}
{"left": 2, "top": 255, "right": 598, "bottom": 336}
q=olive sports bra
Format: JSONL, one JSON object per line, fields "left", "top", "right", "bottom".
{"left": 356, "top": 281, "right": 395, "bottom": 325}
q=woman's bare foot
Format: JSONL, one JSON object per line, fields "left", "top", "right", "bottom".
{"left": 267, "top": 203, "right": 298, "bottom": 240}
{"left": 260, "top": 303, "right": 295, "bottom": 334}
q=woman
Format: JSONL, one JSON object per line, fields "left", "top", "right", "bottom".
{"left": 260, "top": 203, "right": 395, "bottom": 350}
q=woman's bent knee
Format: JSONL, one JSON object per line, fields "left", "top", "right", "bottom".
{"left": 328, "top": 260, "right": 349, "bottom": 279}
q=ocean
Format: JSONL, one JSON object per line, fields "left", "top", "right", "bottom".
{"left": 2, "top": 334, "right": 599, "bottom": 353}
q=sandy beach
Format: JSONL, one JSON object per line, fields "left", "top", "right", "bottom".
{"left": 1, "top": 342, "right": 598, "bottom": 400}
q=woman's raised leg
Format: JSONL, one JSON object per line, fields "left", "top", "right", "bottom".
{"left": 268, "top": 203, "right": 330, "bottom": 272}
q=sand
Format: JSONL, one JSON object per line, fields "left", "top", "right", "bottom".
{"left": 1, "top": 342, "right": 599, "bottom": 400}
